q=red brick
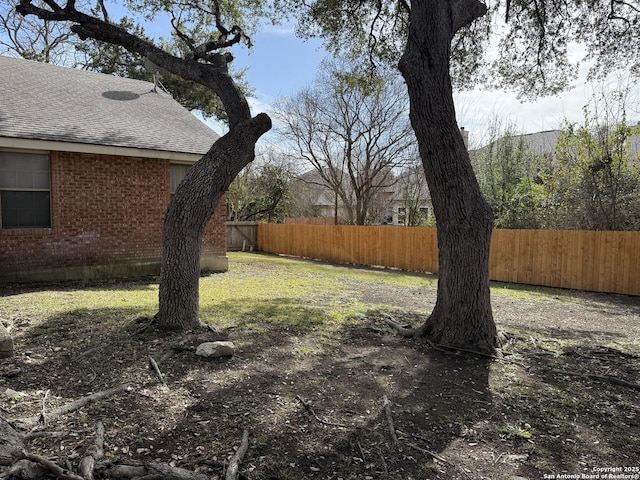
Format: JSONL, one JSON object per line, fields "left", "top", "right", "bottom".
{"left": 0, "top": 151, "right": 226, "bottom": 276}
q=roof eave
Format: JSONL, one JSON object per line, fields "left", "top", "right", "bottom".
{"left": 0, "top": 137, "right": 206, "bottom": 163}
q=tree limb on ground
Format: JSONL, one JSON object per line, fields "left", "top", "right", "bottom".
{"left": 78, "top": 421, "right": 104, "bottom": 479}
{"left": 551, "top": 369, "right": 640, "bottom": 391}
{"left": 295, "top": 396, "right": 348, "bottom": 428}
{"left": 22, "top": 451, "right": 84, "bottom": 480}
{"left": 15, "top": 384, "right": 132, "bottom": 430}
{"left": 226, "top": 429, "right": 249, "bottom": 480}
{"left": 148, "top": 356, "right": 167, "bottom": 386}
{"left": 406, "top": 443, "right": 473, "bottom": 480}
{"left": 382, "top": 395, "right": 399, "bottom": 448}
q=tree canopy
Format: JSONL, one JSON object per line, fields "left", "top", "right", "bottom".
{"left": 279, "top": 0, "right": 640, "bottom": 98}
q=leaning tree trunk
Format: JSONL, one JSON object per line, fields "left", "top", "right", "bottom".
{"left": 13, "top": 0, "right": 274, "bottom": 331}
{"left": 398, "top": 0, "right": 497, "bottom": 354}
{"left": 156, "top": 114, "right": 271, "bottom": 330}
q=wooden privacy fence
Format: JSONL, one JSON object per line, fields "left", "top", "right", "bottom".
{"left": 227, "top": 222, "right": 258, "bottom": 251}
{"left": 257, "top": 224, "right": 640, "bottom": 296}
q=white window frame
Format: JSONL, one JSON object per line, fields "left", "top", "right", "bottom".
{"left": 0, "top": 150, "right": 51, "bottom": 229}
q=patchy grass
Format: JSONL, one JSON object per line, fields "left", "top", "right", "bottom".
{"left": 1, "top": 252, "right": 639, "bottom": 480}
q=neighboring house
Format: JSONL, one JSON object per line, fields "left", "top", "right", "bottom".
{"left": 289, "top": 167, "right": 433, "bottom": 226}
{"left": 289, "top": 169, "right": 349, "bottom": 222}
{"left": 473, "top": 128, "right": 640, "bottom": 158}
{"left": 383, "top": 167, "right": 433, "bottom": 226}
{"left": 0, "top": 55, "right": 225, "bottom": 283}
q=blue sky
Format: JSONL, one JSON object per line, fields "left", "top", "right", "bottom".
{"left": 73, "top": 2, "right": 639, "bottom": 144}
{"left": 10, "top": 0, "right": 633, "bottom": 147}
{"left": 232, "top": 26, "right": 326, "bottom": 102}
{"left": 217, "top": 25, "right": 640, "bottom": 147}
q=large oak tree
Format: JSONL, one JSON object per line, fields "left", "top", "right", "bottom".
{"left": 16, "top": 0, "right": 271, "bottom": 330}
{"left": 281, "top": 0, "right": 640, "bottom": 354}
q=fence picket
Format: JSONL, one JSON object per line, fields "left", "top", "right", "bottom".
{"left": 257, "top": 224, "right": 639, "bottom": 295}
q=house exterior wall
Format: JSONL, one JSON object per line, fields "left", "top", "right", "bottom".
{"left": 0, "top": 150, "right": 227, "bottom": 283}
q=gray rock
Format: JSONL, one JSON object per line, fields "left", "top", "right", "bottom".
{"left": 195, "top": 341, "right": 235, "bottom": 358}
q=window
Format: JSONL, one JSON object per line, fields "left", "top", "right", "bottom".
{"left": 170, "top": 163, "right": 192, "bottom": 197}
{"left": 420, "top": 207, "right": 431, "bottom": 217}
{"left": 397, "top": 207, "right": 406, "bottom": 225}
{"left": 0, "top": 152, "right": 51, "bottom": 228}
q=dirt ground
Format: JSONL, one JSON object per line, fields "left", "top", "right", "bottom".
{"left": 1, "top": 258, "right": 639, "bottom": 480}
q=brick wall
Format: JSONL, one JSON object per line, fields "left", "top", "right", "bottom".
{"left": 0, "top": 150, "right": 226, "bottom": 281}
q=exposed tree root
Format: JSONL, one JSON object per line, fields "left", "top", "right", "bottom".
{"left": 0, "top": 417, "right": 24, "bottom": 466}
{"left": 1, "top": 372, "right": 256, "bottom": 480}
{"left": 94, "top": 461, "right": 210, "bottom": 479}
{"left": 22, "top": 451, "right": 84, "bottom": 480}
{"left": 384, "top": 315, "right": 417, "bottom": 338}
{"left": 384, "top": 314, "right": 499, "bottom": 359}
{"left": 6, "top": 445, "right": 249, "bottom": 480}
{"left": 78, "top": 421, "right": 104, "bottom": 479}
{"left": 131, "top": 316, "right": 156, "bottom": 335}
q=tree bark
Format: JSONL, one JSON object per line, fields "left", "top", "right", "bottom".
{"left": 398, "top": 0, "right": 497, "bottom": 354}
{"left": 156, "top": 114, "right": 271, "bottom": 329}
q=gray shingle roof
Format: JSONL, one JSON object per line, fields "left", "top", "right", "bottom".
{"left": 473, "top": 128, "right": 640, "bottom": 160}
{"left": 0, "top": 55, "right": 219, "bottom": 155}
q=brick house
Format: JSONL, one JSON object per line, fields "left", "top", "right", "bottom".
{"left": 0, "top": 55, "right": 227, "bottom": 283}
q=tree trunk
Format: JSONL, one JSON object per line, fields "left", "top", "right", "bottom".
{"left": 13, "top": 0, "right": 273, "bottom": 332}
{"left": 398, "top": 0, "right": 497, "bottom": 354}
{"left": 156, "top": 114, "right": 271, "bottom": 330}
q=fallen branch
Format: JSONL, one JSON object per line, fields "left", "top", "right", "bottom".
{"left": 38, "top": 390, "right": 49, "bottom": 426}
{"left": 103, "top": 462, "right": 208, "bottom": 479}
{"left": 148, "top": 356, "right": 167, "bottom": 386}
{"left": 551, "top": 369, "right": 640, "bottom": 391}
{"left": 22, "top": 451, "right": 84, "bottom": 480}
{"left": 78, "top": 421, "right": 104, "bottom": 479}
{"left": 295, "top": 396, "right": 348, "bottom": 428}
{"left": 16, "top": 384, "right": 131, "bottom": 430}
{"left": 406, "top": 443, "right": 472, "bottom": 480}
{"left": 382, "top": 395, "right": 399, "bottom": 448}
{"left": 226, "top": 429, "right": 249, "bottom": 480}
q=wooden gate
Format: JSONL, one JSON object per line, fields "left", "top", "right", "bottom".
{"left": 226, "top": 222, "right": 258, "bottom": 251}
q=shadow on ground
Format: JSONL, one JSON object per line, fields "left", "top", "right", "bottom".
{"left": 1, "top": 282, "right": 638, "bottom": 480}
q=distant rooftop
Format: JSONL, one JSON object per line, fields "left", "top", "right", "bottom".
{"left": 473, "top": 128, "right": 640, "bottom": 159}
{"left": 0, "top": 55, "right": 219, "bottom": 157}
